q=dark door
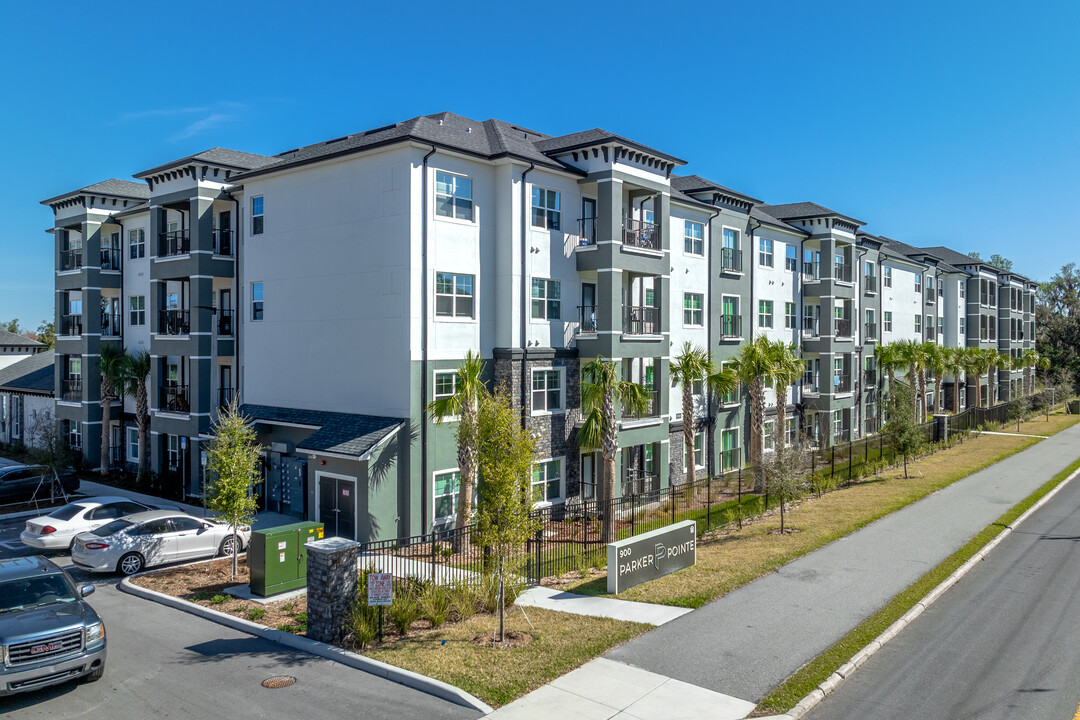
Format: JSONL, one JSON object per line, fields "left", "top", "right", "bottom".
{"left": 581, "top": 283, "right": 597, "bottom": 332}
{"left": 319, "top": 476, "right": 356, "bottom": 539}
{"left": 217, "top": 211, "right": 232, "bottom": 254}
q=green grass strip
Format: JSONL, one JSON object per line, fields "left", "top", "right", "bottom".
{"left": 756, "top": 454, "right": 1080, "bottom": 715}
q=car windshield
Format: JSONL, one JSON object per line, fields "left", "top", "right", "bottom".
{"left": 0, "top": 574, "right": 78, "bottom": 613}
{"left": 92, "top": 519, "right": 133, "bottom": 537}
{"left": 47, "top": 504, "right": 85, "bottom": 521}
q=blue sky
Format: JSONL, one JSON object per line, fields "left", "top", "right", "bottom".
{"left": 2, "top": 0, "right": 1077, "bottom": 329}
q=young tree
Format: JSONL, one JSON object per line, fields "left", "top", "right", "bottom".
{"left": 1008, "top": 394, "right": 1029, "bottom": 432}
{"left": 670, "top": 343, "right": 737, "bottom": 484}
{"left": 36, "top": 320, "right": 55, "bottom": 350}
{"left": 98, "top": 343, "right": 128, "bottom": 475}
{"left": 731, "top": 336, "right": 777, "bottom": 489}
{"left": 205, "top": 397, "right": 264, "bottom": 579}
{"left": 760, "top": 422, "right": 812, "bottom": 533}
{"left": 885, "top": 382, "right": 922, "bottom": 478}
{"left": 577, "top": 357, "right": 650, "bottom": 544}
{"left": 1, "top": 319, "right": 21, "bottom": 334}
{"left": 426, "top": 351, "right": 488, "bottom": 549}
{"left": 474, "top": 392, "right": 538, "bottom": 642}
{"left": 769, "top": 341, "right": 804, "bottom": 450}
{"left": 123, "top": 350, "right": 152, "bottom": 480}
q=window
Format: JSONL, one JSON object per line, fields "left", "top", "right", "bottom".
{"left": 251, "top": 282, "right": 264, "bottom": 321}
{"left": 884, "top": 311, "right": 893, "bottom": 332}
{"left": 722, "top": 228, "right": 740, "bottom": 271}
{"left": 166, "top": 434, "right": 180, "bottom": 469}
{"left": 531, "top": 458, "right": 563, "bottom": 504}
{"left": 435, "top": 171, "right": 474, "bottom": 221}
{"left": 435, "top": 272, "right": 474, "bottom": 318}
{"left": 785, "top": 244, "right": 797, "bottom": 271}
{"left": 127, "top": 427, "right": 139, "bottom": 463}
{"left": 960, "top": 317, "right": 966, "bottom": 335}
{"left": 926, "top": 275, "right": 935, "bottom": 293}
{"left": 883, "top": 266, "right": 893, "bottom": 288}
{"left": 531, "top": 369, "right": 563, "bottom": 413}
{"left": 915, "top": 315, "right": 922, "bottom": 334}
{"left": 645, "top": 288, "right": 655, "bottom": 307}
{"left": 128, "top": 228, "right": 145, "bottom": 259}
{"left": 803, "top": 358, "right": 819, "bottom": 391}
{"left": 68, "top": 421, "right": 82, "bottom": 450}
{"left": 758, "top": 300, "right": 773, "bottom": 329}
{"left": 915, "top": 275, "right": 922, "bottom": 293}
{"left": 786, "top": 417, "right": 797, "bottom": 445}
{"left": 719, "top": 363, "right": 739, "bottom": 405}
{"left": 693, "top": 431, "right": 705, "bottom": 469}
{"left": 530, "top": 279, "right": 561, "bottom": 320}
{"left": 720, "top": 428, "right": 739, "bottom": 471}
{"left": 433, "top": 470, "right": 462, "bottom": 522}
{"left": 10, "top": 396, "right": 20, "bottom": 438}
{"left": 531, "top": 187, "right": 560, "bottom": 230}
{"left": 785, "top": 302, "right": 797, "bottom": 329}
{"left": 759, "top": 237, "right": 774, "bottom": 267}
{"left": 683, "top": 293, "right": 704, "bottom": 326}
{"left": 684, "top": 221, "right": 704, "bottom": 255}
{"left": 960, "top": 283, "right": 966, "bottom": 300}
{"left": 433, "top": 371, "right": 458, "bottom": 401}
{"left": 764, "top": 421, "right": 775, "bottom": 451}
{"left": 723, "top": 228, "right": 740, "bottom": 250}
{"left": 251, "top": 196, "right": 264, "bottom": 235}
{"left": 865, "top": 260, "right": 876, "bottom": 279}
{"left": 834, "top": 358, "right": 844, "bottom": 388}
{"left": 925, "top": 315, "right": 934, "bottom": 335}
{"left": 129, "top": 296, "right": 146, "bottom": 326}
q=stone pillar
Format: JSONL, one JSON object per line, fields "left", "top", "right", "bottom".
{"left": 306, "top": 537, "right": 359, "bottom": 645}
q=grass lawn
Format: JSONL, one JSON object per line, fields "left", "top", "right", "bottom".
{"left": 367, "top": 607, "right": 651, "bottom": 707}
{"left": 561, "top": 412, "right": 1080, "bottom": 608}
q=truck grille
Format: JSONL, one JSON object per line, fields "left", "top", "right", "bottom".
{"left": 6, "top": 629, "right": 83, "bottom": 667}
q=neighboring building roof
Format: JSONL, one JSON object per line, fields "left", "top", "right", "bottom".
{"left": 40, "top": 179, "right": 150, "bottom": 206}
{"left": 759, "top": 201, "right": 865, "bottom": 227}
{"left": 751, "top": 205, "right": 810, "bottom": 236}
{"left": 0, "top": 329, "right": 44, "bottom": 349}
{"left": 877, "top": 237, "right": 932, "bottom": 268}
{"left": 534, "top": 128, "right": 686, "bottom": 165}
{"left": 134, "top": 147, "right": 277, "bottom": 178}
{"left": 670, "top": 174, "right": 762, "bottom": 204}
{"left": 916, "top": 246, "right": 983, "bottom": 267}
{"left": 240, "top": 404, "right": 404, "bottom": 459}
{"left": 0, "top": 350, "right": 54, "bottom": 395}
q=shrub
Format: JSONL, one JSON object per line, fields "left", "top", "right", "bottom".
{"left": 388, "top": 585, "right": 421, "bottom": 635}
{"left": 347, "top": 600, "right": 378, "bottom": 649}
{"left": 449, "top": 579, "right": 480, "bottom": 622}
{"left": 419, "top": 581, "right": 452, "bottom": 628}
{"left": 245, "top": 608, "right": 267, "bottom": 622}
{"left": 209, "top": 594, "right": 229, "bottom": 605}
{"left": 480, "top": 572, "right": 523, "bottom": 614}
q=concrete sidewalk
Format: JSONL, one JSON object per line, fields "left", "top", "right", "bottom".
{"left": 517, "top": 586, "right": 690, "bottom": 626}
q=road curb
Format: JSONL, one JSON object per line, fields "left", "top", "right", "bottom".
{"left": 781, "top": 463, "right": 1080, "bottom": 719}
{"left": 119, "top": 577, "right": 494, "bottom": 714}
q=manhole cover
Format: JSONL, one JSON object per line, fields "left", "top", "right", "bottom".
{"left": 262, "top": 676, "right": 297, "bottom": 689}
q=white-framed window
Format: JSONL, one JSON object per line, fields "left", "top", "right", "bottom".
{"left": 691, "top": 379, "right": 704, "bottom": 397}
{"left": 960, "top": 282, "right": 966, "bottom": 300}
{"left": 531, "top": 279, "right": 561, "bottom": 320}
{"left": 127, "top": 426, "right": 139, "bottom": 462}
{"left": 129, "top": 295, "right": 145, "bottom": 326}
{"left": 834, "top": 358, "right": 844, "bottom": 388}
{"left": 68, "top": 420, "right": 82, "bottom": 449}
{"left": 433, "top": 371, "right": 459, "bottom": 401}
{"left": 683, "top": 293, "right": 704, "bottom": 326}
{"left": 926, "top": 275, "right": 935, "bottom": 293}
{"left": 833, "top": 410, "right": 844, "bottom": 443}
{"left": 786, "top": 417, "right": 797, "bottom": 445}
{"left": 915, "top": 315, "right": 922, "bottom": 333}
{"left": 531, "top": 458, "right": 563, "bottom": 504}
{"left": 435, "top": 272, "right": 475, "bottom": 318}
{"left": 960, "top": 317, "right": 966, "bottom": 335}
{"left": 759, "top": 237, "right": 774, "bottom": 267}
{"left": 433, "top": 469, "right": 464, "bottom": 523}
{"left": 166, "top": 434, "right": 180, "bottom": 469}
{"left": 865, "top": 260, "right": 876, "bottom": 279}
{"left": 251, "top": 196, "right": 264, "bottom": 235}
{"left": 764, "top": 420, "right": 776, "bottom": 451}
{"left": 435, "top": 171, "right": 474, "bottom": 221}
{"left": 785, "top": 302, "right": 796, "bottom": 329}
{"left": 759, "top": 300, "right": 773, "bottom": 329}
{"left": 693, "top": 430, "right": 705, "bottom": 469}
{"left": 884, "top": 311, "right": 893, "bottom": 332}
{"left": 531, "top": 187, "right": 560, "bottom": 230}
{"left": 10, "top": 396, "right": 21, "bottom": 439}
{"left": 720, "top": 427, "right": 740, "bottom": 471}
{"left": 531, "top": 368, "right": 564, "bottom": 414}
{"left": 719, "top": 361, "right": 739, "bottom": 405}
{"left": 251, "top": 282, "right": 264, "bottom": 321}
{"left": 785, "top": 244, "right": 797, "bottom": 271}
{"left": 925, "top": 315, "right": 934, "bottom": 336}
{"left": 883, "top": 266, "right": 893, "bottom": 288}
{"left": 915, "top": 274, "right": 922, "bottom": 294}
{"left": 128, "top": 228, "right": 145, "bottom": 259}
{"left": 722, "top": 228, "right": 741, "bottom": 271}
{"left": 684, "top": 221, "right": 704, "bottom": 256}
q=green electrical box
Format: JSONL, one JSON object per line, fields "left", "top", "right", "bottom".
{"left": 249, "top": 521, "right": 325, "bottom": 597}
{"left": 1069, "top": 399, "right": 1080, "bottom": 415}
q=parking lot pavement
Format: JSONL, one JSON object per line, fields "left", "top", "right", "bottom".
{"left": 0, "top": 513, "right": 481, "bottom": 720}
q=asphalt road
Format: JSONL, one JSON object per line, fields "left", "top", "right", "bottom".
{"left": 0, "top": 512, "right": 480, "bottom": 720}
{"left": 809, "top": 459, "right": 1080, "bottom": 720}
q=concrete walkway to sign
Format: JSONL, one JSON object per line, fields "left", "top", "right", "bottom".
{"left": 516, "top": 586, "right": 690, "bottom": 626}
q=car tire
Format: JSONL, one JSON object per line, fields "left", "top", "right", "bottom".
{"left": 84, "top": 665, "right": 105, "bottom": 683}
{"left": 118, "top": 552, "right": 144, "bottom": 576}
{"left": 219, "top": 536, "right": 240, "bottom": 557}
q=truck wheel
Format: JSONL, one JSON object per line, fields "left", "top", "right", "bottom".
{"left": 118, "top": 552, "right": 144, "bottom": 575}
{"left": 84, "top": 665, "right": 105, "bottom": 683}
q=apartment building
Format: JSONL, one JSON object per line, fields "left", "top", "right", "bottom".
{"left": 41, "top": 111, "right": 1037, "bottom": 542}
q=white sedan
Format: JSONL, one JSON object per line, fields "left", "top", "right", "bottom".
{"left": 71, "top": 510, "right": 250, "bottom": 575}
{"left": 20, "top": 496, "right": 161, "bottom": 550}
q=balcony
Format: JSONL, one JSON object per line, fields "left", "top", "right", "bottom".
{"left": 802, "top": 261, "right": 820, "bottom": 281}
{"left": 623, "top": 306, "right": 659, "bottom": 336}
{"left": 100, "top": 247, "right": 121, "bottom": 271}
{"left": 623, "top": 469, "right": 660, "bottom": 497}
{"left": 159, "top": 309, "right": 190, "bottom": 336}
{"left": 218, "top": 309, "right": 234, "bottom": 336}
{"left": 834, "top": 318, "right": 853, "bottom": 338}
{"left": 834, "top": 263, "right": 853, "bottom": 283}
{"left": 721, "top": 314, "right": 742, "bottom": 339}
{"left": 864, "top": 322, "right": 877, "bottom": 339}
{"left": 834, "top": 374, "right": 852, "bottom": 394}
{"left": 160, "top": 384, "right": 190, "bottom": 413}
{"left": 577, "top": 218, "right": 597, "bottom": 247}
{"left": 863, "top": 274, "right": 879, "bottom": 295}
{"left": 802, "top": 318, "right": 819, "bottom": 338}
{"left": 802, "top": 377, "right": 819, "bottom": 395}
{"left": 624, "top": 390, "right": 660, "bottom": 421}
{"left": 621, "top": 218, "right": 659, "bottom": 251}
{"left": 212, "top": 229, "right": 234, "bottom": 256}
{"left": 61, "top": 378, "right": 82, "bottom": 402}
{"left": 219, "top": 387, "right": 236, "bottom": 409}
{"left": 577, "top": 305, "right": 597, "bottom": 334}
{"left": 721, "top": 248, "right": 743, "bottom": 273}
{"left": 926, "top": 289, "right": 936, "bottom": 304}
{"left": 159, "top": 229, "right": 190, "bottom": 257}
{"left": 60, "top": 314, "right": 82, "bottom": 336}
{"left": 101, "top": 313, "right": 121, "bottom": 338}
{"left": 60, "top": 249, "right": 83, "bottom": 272}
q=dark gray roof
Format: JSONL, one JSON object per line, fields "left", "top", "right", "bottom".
{"left": 877, "top": 237, "right": 931, "bottom": 267}
{"left": 751, "top": 205, "right": 809, "bottom": 236}
{"left": 135, "top": 147, "right": 277, "bottom": 178}
{"left": 916, "top": 246, "right": 985, "bottom": 268}
{"left": 534, "top": 129, "right": 686, "bottom": 165}
{"left": 670, "top": 174, "right": 761, "bottom": 204}
{"left": 0, "top": 329, "right": 44, "bottom": 348}
{"left": 0, "top": 350, "right": 54, "bottom": 394}
{"left": 240, "top": 404, "right": 403, "bottom": 458}
{"left": 759, "top": 202, "right": 865, "bottom": 227}
{"left": 40, "top": 179, "right": 150, "bottom": 206}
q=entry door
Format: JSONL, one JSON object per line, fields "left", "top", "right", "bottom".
{"left": 319, "top": 476, "right": 356, "bottom": 539}
{"left": 581, "top": 283, "right": 596, "bottom": 332}
{"left": 580, "top": 453, "right": 596, "bottom": 500}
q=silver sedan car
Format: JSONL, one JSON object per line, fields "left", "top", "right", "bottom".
{"left": 71, "top": 510, "right": 250, "bottom": 575}
{"left": 20, "top": 497, "right": 159, "bottom": 551}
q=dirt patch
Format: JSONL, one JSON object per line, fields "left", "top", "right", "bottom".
{"left": 469, "top": 630, "right": 534, "bottom": 649}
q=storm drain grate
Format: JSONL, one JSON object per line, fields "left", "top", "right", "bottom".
{"left": 262, "top": 675, "right": 297, "bottom": 689}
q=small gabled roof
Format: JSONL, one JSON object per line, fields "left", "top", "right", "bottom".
{"left": 670, "top": 174, "right": 762, "bottom": 204}
{"left": 877, "top": 237, "right": 932, "bottom": 269}
{"left": 916, "top": 246, "right": 984, "bottom": 268}
{"left": 535, "top": 129, "right": 687, "bottom": 165}
{"left": 134, "top": 147, "right": 277, "bottom": 178}
{"left": 0, "top": 350, "right": 54, "bottom": 395}
{"left": 750, "top": 205, "right": 810, "bottom": 236}
{"left": 40, "top": 179, "right": 150, "bottom": 206}
{"left": 0, "top": 329, "right": 44, "bottom": 349}
{"left": 759, "top": 202, "right": 865, "bottom": 227}
{"left": 240, "top": 404, "right": 404, "bottom": 459}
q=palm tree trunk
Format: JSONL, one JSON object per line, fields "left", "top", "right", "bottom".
{"left": 137, "top": 385, "right": 150, "bottom": 479}
{"left": 99, "top": 378, "right": 112, "bottom": 476}
{"left": 776, "top": 383, "right": 788, "bottom": 450}
{"left": 751, "top": 379, "right": 766, "bottom": 492}
{"left": 918, "top": 370, "right": 927, "bottom": 423}
{"left": 935, "top": 378, "right": 943, "bottom": 414}
{"left": 953, "top": 374, "right": 960, "bottom": 414}
{"left": 683, "top": 384, "right": 694, "bottom": 486}
{"left": 453, "top": 399, "right": 476, "bottom": 553}
{"left": 601, "top": 384, "right": 617, "bottom": 544}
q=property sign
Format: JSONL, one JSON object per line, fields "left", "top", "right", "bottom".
{"left": 607, "top": 520, "right": 697, "bottom": 594}
{"left": 367, "top": 572, "right": 394, "bottom": 606}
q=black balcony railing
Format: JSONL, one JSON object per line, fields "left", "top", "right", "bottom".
{"left": 159, "top": 309, "right": 190, "bottom": 335}
{"left": 803, "top": 377, "right": 819, "bottom": 395}
{"left": 218, "top": 309, "right": 234, "bottom": 336}
{"left": 864, "top": 322, "right": 877, "bottom": 339}
{"left": 577, "top": 218, "right": 597, "bottom": 247}
{"left": 802, "top": 318, "right": 819, "bottom": 338}
{"left": 577, "top": 305, "right": 598, "bottom": 334}
{"left": 621, "top": 218, "right": 659, "bottom": 250}
{"left": 212, "top": 228, "right": 234, "bottom": 256}
{"left": 160, "top": 384, "right": 190, "bottom": 413}
{"left": 101, "top": 313, "right": 121, "bottom": 337}
{"left": 61, "top": 378, "right": 82, "bottom": 402}
{"left": 803, "top": 261, "right": 820, "bottom": 281}
{"left": 623, "top": 306, "right": 659, "bottom": 335}
{"left": 719, "top": 447, "right": 742, "bottom": 473}
{"left": 622, "top": 469, "right": 661, "bottom": 497}
{"left": 159, "top": 229, "right": 190, "bottom": 257}
{"left": 60, "top": 249, "right": 83, "bottom": 271}
{"left": 835, "top": 318, "right": 853, "bottom": 337}
{"left": 721, "top": 247, "right": 743, "bottom": 272}
{"left": 834, "top": 374, "right": 852, "bottom": 393}
{"left": 100, "top": 246, "right": 121, "bottom": 271}
{"left": 61, "top": 314, "right": 82, "bottom": 336}
{"left": 625, "top": 390, "right": 660, "bottom": 421}
{"left": 863, "top": 274, "right": 879, "bottom": 294}
{"left": 219, "top": 387, "right": 236, "bottom": 409}
{"left": 721, "top": 314, "right": 742, "bottom": 338}
{"left": 834, "top": 263, "right": 853, "bottom": 283}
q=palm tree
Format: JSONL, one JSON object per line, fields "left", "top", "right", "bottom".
{"left": 427, "top": 351, "right": 487, "bottom": 545}
{"left": 875, "top": 342, "right": 904, "bottom": 428}
{"left": 923, "top": 343, "right": 948, "bottom": 415}
{"left": 962, "top": 347, "right": 989, "bottom": 409}
{"left": 986, "top": 350, "right": 1009, "bottom": 405}
{"left": 578, "top": 356, "right": 650, "bottom": 544}
{"left": 943, "top": 346, "right": 967, "bottom": 414}
{"left": 122, "top": 350, "right": 152, "bottom": 480}
{"left": 1021, "top": 349, "right": 1039, "bottom": 397}
{"left": 731, "top": 336, "right": 777, "bottom": 489}
{"left": 670, "top": 343, "right": 737, "bottom": 485}
{"left": 769, "top": 341, "right": 804, "bottom": 449}
{"left": 893, "top": 340, "right": 925, "bottom": 422}
{"left": 98, "top": 343, "right": 128, "bottom": 475}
